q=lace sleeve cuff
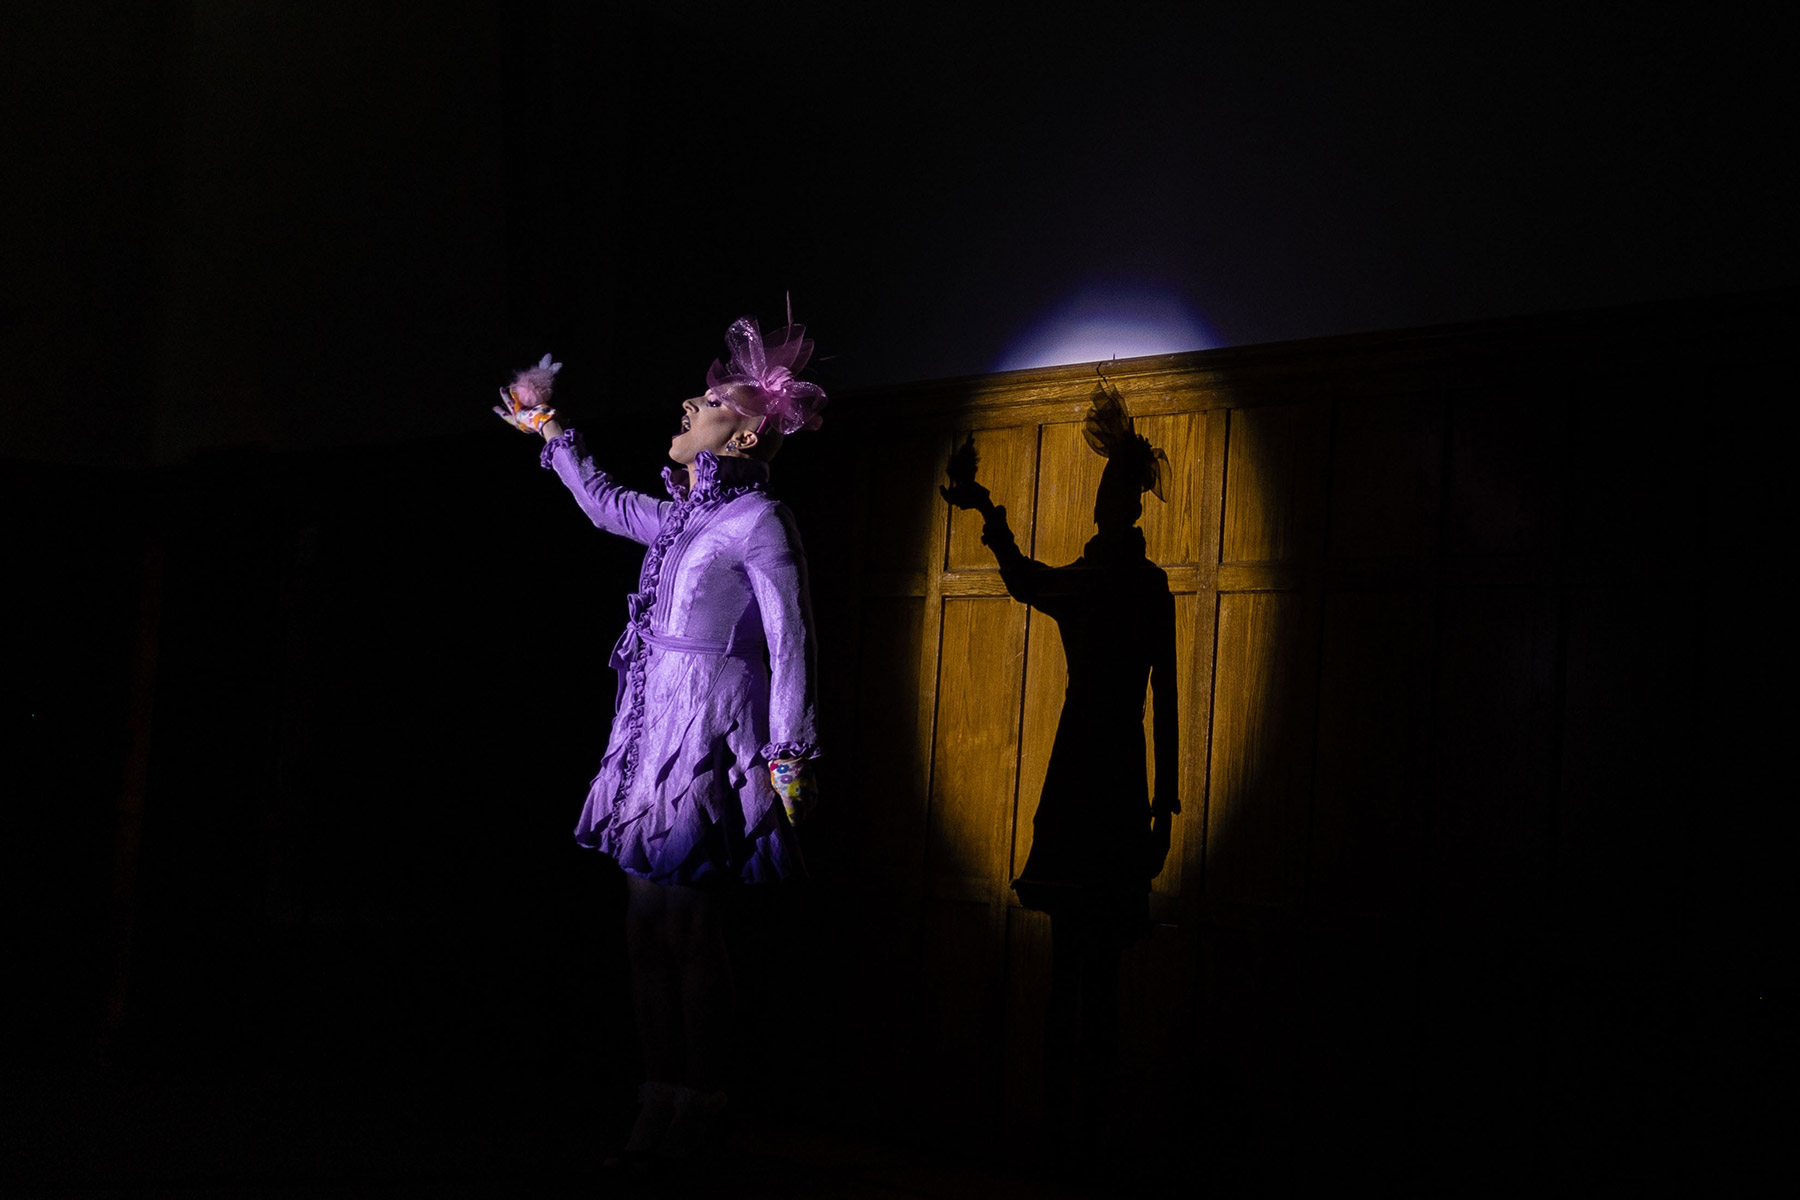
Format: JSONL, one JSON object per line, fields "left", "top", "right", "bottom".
{"left": 762, "top": 741, "right": 821, "bottom": 763}
{"left": 539, "top": 427, "right": 581, "bottom": 470}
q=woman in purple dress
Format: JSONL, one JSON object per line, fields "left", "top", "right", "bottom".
{"left": 495, "top": 313, "right": 826, "bottom": 1167}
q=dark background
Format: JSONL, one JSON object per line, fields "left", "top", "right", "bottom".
{"left": 6, "top": 1, "right": 1798, "bottom": 466}
{"left": 4, "top": 0, "right": 1797, "bottom": 1193}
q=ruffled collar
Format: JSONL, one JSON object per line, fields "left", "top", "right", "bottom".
{"left": 661, "top": 450, "right": 770, "bottom": 503}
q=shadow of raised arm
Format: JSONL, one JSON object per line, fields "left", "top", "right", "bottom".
{"left": 941, "top": 433, "right": 1057, "bottom": 605}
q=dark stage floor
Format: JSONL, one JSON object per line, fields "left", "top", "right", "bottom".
{"left": 4, "top": 1046, "right": 1789, "bottom": 1198}
{"left": 0, "top": 1062, "right": 1087, "bottom": 1200}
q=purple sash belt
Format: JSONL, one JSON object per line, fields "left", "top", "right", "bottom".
{"left": 609, "top": 602, "right": 756, "bottom": 709}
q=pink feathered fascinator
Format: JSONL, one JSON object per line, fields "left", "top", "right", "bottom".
{"left": 704, "top": 306, "right": 827, "bottom": 436}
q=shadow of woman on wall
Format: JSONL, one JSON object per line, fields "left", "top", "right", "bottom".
{"left": 940, "top": 381, "right": 1179, "bottom": 1165}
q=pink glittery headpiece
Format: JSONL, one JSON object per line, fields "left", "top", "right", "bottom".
{"left": 704, "top": 303, "right": 827, "bottom": 436}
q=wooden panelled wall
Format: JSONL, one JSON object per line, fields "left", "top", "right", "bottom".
{"left": 792, "top": 293, "right": 1791, "bottom": 1160}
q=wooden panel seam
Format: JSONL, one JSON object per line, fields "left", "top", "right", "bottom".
{"left": 1186, "top": 407, "right": 1230, "bottom": 922}
{"left": 915, "top": 433, "right": 953, "bottom": 901}
{"left": 1005, "top": 423, "right": 1046, "bottom": 890}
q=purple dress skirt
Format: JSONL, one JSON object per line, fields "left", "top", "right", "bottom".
{"left": 541, "top": 430, "right": 820, "bottom": 885}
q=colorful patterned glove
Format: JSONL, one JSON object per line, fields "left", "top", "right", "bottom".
{"left": 769, "top": 758, "right": 819, "bottom": 826}
{"left": 494, "top": 353, "right": 561, "bottom": 433}
{"left": 494, "top": 394, "right": 559, "bottom": 433}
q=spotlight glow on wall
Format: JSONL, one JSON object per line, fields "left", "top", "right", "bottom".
{"left": 995, "top": 285, "right": 1213, "bottom": 372}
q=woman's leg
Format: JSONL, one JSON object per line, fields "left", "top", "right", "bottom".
{"left": 662, "top": 882, "right": 735, "bottom": 1091}
{"left": 621, "top": 877, "right": 735, "bottom": 1164}
{"left": 625, "top": 874, "right": 685, "bottom": 1084}
{"left": 624, "top": 875, "right": 738, "bottom": 1089}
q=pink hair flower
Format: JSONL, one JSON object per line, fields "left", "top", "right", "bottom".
{"left": 705, "top": 314, "right": 827, "bottom": 436}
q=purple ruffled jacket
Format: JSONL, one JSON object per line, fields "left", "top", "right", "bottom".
{"left": 541, "top": 429, "right": 819, "bottom": 884}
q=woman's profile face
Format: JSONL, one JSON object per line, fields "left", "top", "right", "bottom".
{"left": 669, "top": 390, "right": 753, "bottom": 465}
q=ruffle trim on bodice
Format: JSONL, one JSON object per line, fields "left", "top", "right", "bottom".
{"left": 607, "top": 452, "right": 774, "bottom": 824}
{"left": 611, "top": 499, "right": 696, "bottom": 813}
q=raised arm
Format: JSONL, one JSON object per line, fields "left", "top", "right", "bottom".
{"left": 537, "top": 424, "right": 668, "bottom": 546}
{"left": 940, "top": 435, "right": 1057, "bottom": 610}
{"left": 494, "top": 361, "right": 668, "bottom": 545}
{"left": 980, "top": 502, "right": 1063, "bottom": 609}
